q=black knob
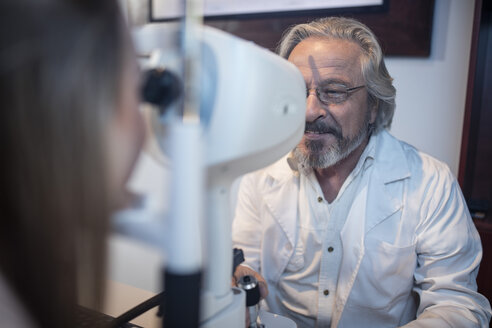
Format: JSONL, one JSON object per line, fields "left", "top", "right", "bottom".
{"left": 237, "top": 275, "right": 261, "bottom": 307}
{"left": 141, "top": 68, "right": 182, "bottom": 113}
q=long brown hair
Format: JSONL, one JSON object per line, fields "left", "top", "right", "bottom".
{"left": 0, "top": 0, "right": 129, "bottom": 326}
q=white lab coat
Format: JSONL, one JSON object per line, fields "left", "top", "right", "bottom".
{"left": 232, "top": 130, "right": 492, "bottom": 327}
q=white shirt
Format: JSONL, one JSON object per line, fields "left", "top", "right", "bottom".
{"left": 278, "top": 137, "right": 375, "bottom": 327}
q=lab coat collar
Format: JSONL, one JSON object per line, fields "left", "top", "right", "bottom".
{"left": 262, "top": 154, "right": 300, "bottom": 250}
{"left": 373, "top": 129, "right": 411, "bottom": 184}
{"left": 265, "top": 152, "right": 299, "bottom": 183}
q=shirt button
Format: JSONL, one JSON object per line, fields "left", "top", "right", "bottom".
{"left": 327, "top": 246, "right": 334, "bottom": 252}
{"left": 323, "top": 289, "right": 329, "bottom": 296}
{"left": 317, "top": 196, "right": 323, "bottom": 203}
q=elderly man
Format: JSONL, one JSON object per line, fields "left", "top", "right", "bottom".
{"left": 232, "top": 17, "right": 491, "bottom": 327}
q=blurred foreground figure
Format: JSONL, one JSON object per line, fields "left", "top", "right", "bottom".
{"left": 0, "top": 0, "right": 144, "bottom": 326}
{"left": 232, "top": 17, "right": 492, "bottom": 327}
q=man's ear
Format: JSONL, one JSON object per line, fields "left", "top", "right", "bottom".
{"left": 369, "top": 98, "right": 378, "bottom": 124}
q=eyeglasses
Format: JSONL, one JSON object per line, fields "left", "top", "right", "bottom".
{"left": 307, "top": 84, "right": 365, "bottom": 105}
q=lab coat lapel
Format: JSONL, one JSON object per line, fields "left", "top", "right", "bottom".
{"left": 262, "top": 157, "right": 299, "bottom": 253}
{"left": 332, "top": 131, "right": 409, "bottom": 327}
{"left": 364, "top": 168, "right": 404, "bottom": 234}
{"left": 363, "top": 132, "right": 409, "bottom": 235}
{"left": 332, "top": 183, "right": 368, "bottom": 327}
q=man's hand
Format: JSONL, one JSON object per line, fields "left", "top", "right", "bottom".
{"left": 233, "top": 264, "right": 269, "bottom": 300}
{"left": 232, "top": 265, "right": 269, "bottom": 327}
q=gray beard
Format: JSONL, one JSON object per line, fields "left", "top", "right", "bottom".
{"left": 294, "top": 117, "right": 371, "bottom": 170}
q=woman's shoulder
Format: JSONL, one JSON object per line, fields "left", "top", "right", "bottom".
{"left": 0, "top": 272, "right": 37, "bottom": 328}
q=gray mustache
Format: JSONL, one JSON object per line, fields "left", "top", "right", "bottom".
{"left": 305, "top": 121, "right": 342, "bottom": 139}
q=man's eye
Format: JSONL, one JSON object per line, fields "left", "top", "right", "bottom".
{"left": 318, "top": 89, "right": 348, "bottom": 104}
{"left": 321, "top": 89, "right": 345, "bottom": 97}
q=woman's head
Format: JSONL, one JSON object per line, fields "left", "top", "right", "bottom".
{"left": 0, "top": 0, "right": 144, "bottom": 325}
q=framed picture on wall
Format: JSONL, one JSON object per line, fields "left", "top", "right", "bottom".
{"left": 151, "top": 0, "right": 388, "bottom": 21}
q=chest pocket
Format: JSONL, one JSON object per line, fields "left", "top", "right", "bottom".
{"left": 350, "top": 236, "right": 417, "bottom": 310}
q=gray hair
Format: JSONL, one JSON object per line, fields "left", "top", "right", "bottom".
{"left": 277, "top": 17, "right": 396, "bottom": 133}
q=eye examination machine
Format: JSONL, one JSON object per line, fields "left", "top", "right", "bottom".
{"left": 113, "top": 0, "right": 306, "bottom": 327}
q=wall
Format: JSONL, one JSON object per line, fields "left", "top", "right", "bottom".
{"left": 386, "top": 0, "right": 475, "bottom": 176}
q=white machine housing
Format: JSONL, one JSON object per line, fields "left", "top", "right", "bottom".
{"left": 124, "top": 23, "right": 305, "bottom": 327}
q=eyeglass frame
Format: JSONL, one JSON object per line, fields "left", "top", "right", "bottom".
{"left": 307, "top": 84, "right": 366, "bottom": 105}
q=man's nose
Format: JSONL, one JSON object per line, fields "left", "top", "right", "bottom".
{"left": 306, "top": 89, "right": 327, "bottom": 123}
